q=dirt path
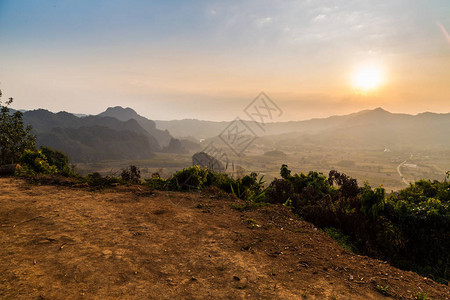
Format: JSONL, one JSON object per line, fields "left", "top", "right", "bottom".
{"left": 397, "top": 154, "right": 413, "bottom": 186}
{"left": 0, "top": 178, "right": 448, "bottom": 299}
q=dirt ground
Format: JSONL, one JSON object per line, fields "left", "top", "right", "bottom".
{"left": 0, "top": 177, "right": 449, "bottom": 299}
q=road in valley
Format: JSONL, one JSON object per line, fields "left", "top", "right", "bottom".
{"left": 397, "top": 154, "right": 413, "bottom": 185}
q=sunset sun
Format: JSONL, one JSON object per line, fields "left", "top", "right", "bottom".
{"left": 352, "top": 65, "right": 385, "bottom": 92}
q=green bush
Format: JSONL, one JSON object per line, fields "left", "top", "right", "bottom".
{"left": 39, "top": 146, "right": 75, "bottom": 176}
{"left": 145, "top": 172, "right": 166, "bottom": 189}
{"left": 166, "top": 165, "right": 208, "bottom": 191}
{"left": 17, "top": 149, "right": 57, "bottom": 175}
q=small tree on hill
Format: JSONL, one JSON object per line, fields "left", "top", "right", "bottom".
{"left": 0, "top": 90, "right": 36, "bottom": 165}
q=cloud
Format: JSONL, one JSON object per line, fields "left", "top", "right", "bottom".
{"left": 254, "top": 17, "right": 273, "bottom": 28}
{"left": 437, "top": 22, "right": 450, "bottom": 47}
{"left": 312, "top": 14, "right": 327, "bottom": 22}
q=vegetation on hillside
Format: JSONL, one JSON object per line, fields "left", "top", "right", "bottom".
{"left": 143, "top": 164, "right": 449, "bottom": 283}
{"left": 0, "top": 91, "right": 74, "bottom": 176}
{"left": 265, "top": 165, "right": 449, "bottom": 284}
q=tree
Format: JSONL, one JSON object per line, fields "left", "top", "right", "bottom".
{"left": 0, "top": 90, "right": 36, "bottom": 165}
{"left": 360, "top": 183, "right": 385, "bottom": 218}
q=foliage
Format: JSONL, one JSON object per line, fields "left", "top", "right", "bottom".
{"left": 385, "top": 180, "right": 450, "bottom": 283}
{"left": 39, "top": 146, "right": 74, "bottom": 176}
{"left": 415, "top": 291, "right": 429, "bottom": 300}
{"left": 264, "top": 164, "right": 449, "bottom": 284}
{"left": 280, "top": 164, "right": 291, "bottom": 179}
{"left": 328, "top": 170, "right": 360, "bottom": 198}
{"left": 163, "top": 166, "right": 266, "bottom": 203}
{"left": 265, "top": 178, "right": 293, "bottom": 204}
{"left": 376, "top": 284, "right": 391, "bottom": 296}
{"left": 360, "top": 183, "right": 385, "bottom": 218}
{"left": 84, "top": 172, "right": 121, "bottom": 187}
{"left": 144, "top": 172, "right": 166, "bottom": 189}
{"left": 0, "top": 91, "right": 36, "bottom": 165}
{"left": 121, "top": 165, "right": 141, "bottom": 183}
{"left": 165, "top": 165, "right": 208, "bottom": 191}
{"left": 323, "top": 227, "right": 356, "bottom": 253}
{"left": 15, "top": 147, "right": 76, "bottom": 177}
{"left": 16, "top": 149, "right": 57, "bottom": 176}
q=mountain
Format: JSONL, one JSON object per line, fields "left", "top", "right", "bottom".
{"left": 155, "top": 108, "right": 450, "bottom": 150}
{"left": 262, "top": 108, "right": 450, "bottom": 150}
{"left": 38, "top": 126, "right": 155, "bottom": 162}
{"left": 22, "top": 109, "right": 159, "bottom": 162}
{"left": 99, "top": 106, "right": 173, "bottom": 147}
{"left": 154, "top": 119, "right": 231, "bottom": 140}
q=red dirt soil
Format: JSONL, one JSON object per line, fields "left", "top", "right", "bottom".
{"left": 0, "top": 178, "right": 449, "bottom": 299}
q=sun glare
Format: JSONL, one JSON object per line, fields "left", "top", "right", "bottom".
{"left": 352, "top": 66, "right": 384, "bottom": 92}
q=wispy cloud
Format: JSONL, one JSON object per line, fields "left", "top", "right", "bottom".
{"left": 437, "top": 22, "right": 450, "bottom": 47}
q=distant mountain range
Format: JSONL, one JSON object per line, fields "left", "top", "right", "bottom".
{"left": 156, "top": 108, "right": 450, "bottom": 150}
{"left": 21, "top": 107, "right": 200, "bottom": 162}
{"left": 261, "top": 108, "right": 450, "bottom": 150}
{"left": 17, "top": 106, "right": 450, "bottom": 162}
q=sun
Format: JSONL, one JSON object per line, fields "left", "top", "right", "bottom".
{"left": 352, "top": 65, "right": 384, "bottom": 92}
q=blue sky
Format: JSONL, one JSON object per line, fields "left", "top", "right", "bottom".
{"left": 0, "top": 0, "right": 449, "bottom": 120}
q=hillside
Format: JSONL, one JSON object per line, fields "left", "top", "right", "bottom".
{"left": 22, "top": 109, "right": 161, "bottom": 162}
{"left": 38, "top": 126, "right": 156, "bottom": 162}
{"left": 1, "top": 178, "right": 448, "bottom": 299}
{"left": 99, "top": 106, "right": 173, "bottom": 147}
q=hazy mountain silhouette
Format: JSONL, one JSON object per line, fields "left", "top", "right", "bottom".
{"left": 22, "top": 109, "right": 160, "bottom": 162}
{"left": 99, "top": 106, "right": 173, "bottom": 147}
{"left": 156, "top": 108, "right": 450, "bottom": 150}
{"left": 38, "top": 126, "right": 155, "bottom": 162}
{"left": 19, "top": 107, "right": 450, "bottom": 162}
{"left": 263, "top": 108, "right": 450, "bottom": 149}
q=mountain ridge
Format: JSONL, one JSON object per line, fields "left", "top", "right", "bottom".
{"left": 154, "top": 108, "right": 450, "bottom": 140}
{"left": 99, "top": 106, "right": 173, "bottom": 147}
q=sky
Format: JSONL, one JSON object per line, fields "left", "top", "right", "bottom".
{"left": 0, "top": 0, "right": 449, "bottom": 121}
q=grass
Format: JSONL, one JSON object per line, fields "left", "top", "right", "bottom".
{"left": 376, "top": 284, "right": 391, "bottom": 296}
{"left": 416, "top": 291, "right": 429, "bottom": 300}
{"left": 243, "top": 218, "right": 259, "bottom": 229}
{"left": 323, "top": 227, "right": 356, "bottom": 253}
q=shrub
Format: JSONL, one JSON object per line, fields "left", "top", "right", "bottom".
{"left": 166, "top": 165, "right": 208, "bottom": 191}
{"left": 39, "top": 146, "right": 75, "bottom": 176}
{"left": 145, "top": 172, "right": 166, "bottom": 189}
{"left": 17, "top": 149, "right": 57, "bottom": 175}
{"left": 265, "top": 178, "right": 293, "bottom": 204}
{"left": 121, "top": 165, "right": 141, "bottom": 184}
{"left": 85, "top": 172, "right": 121, "bottom": 187}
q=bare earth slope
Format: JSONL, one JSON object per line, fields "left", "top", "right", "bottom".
{"left": 0, "top": 178, "right": 449, "bottom": 299}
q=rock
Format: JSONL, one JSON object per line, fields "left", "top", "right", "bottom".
{"left": 102, "top": 250, "right": 113, "bottom": 256}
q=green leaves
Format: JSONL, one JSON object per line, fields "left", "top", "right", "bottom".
{"left": 0, "top": 91, "right": 36, "bottom": 165}
{"left": 360, "top": 184, "right": 385, "bottom": 219}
